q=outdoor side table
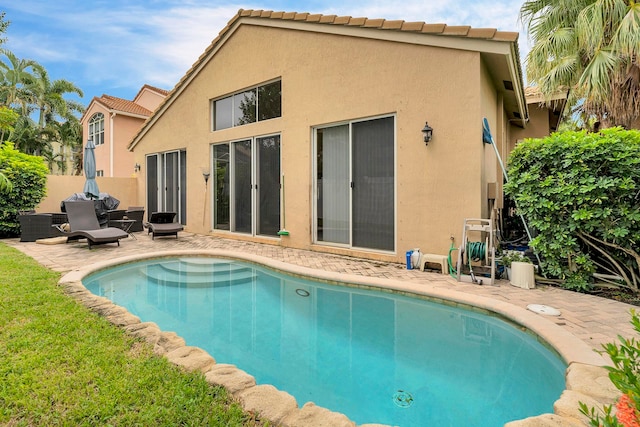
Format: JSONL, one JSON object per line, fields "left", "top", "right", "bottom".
{"left": 110, "top": 219, "right": 137, "bottom": 239}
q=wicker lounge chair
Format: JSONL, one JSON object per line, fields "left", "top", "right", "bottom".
{"left": 125, "top": 206, "right": 145, "bottom": 232}
{"left": 62, "top": 201, "right": 128, "bottom": 248}
{"left": 144, "top": 212, "right": 183, "bottom": 239}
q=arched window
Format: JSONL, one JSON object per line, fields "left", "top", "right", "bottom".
{"left": 88, "top": 113, "right": 105, "bottom": 145}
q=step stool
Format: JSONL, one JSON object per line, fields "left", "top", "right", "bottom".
{"left": 419, "top": 253, "right": 449, "bottom": 274}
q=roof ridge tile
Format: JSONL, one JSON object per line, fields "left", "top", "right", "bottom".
{"left": 363, "top": 18, "right": 385, "bottom": 28}
{"left": 381, "top": 20, "right": 404, "bottom": 30}
{"left": 401, "top": 21, "right": 425, "bottom": 32}
{"left": 319, "top": 15, "right": 337, "bottom": 23}
{"left": 333, "top": 16, "right": 351, "bottom": 25}
{"left": 347, "top": 17, "right": 367, "bottom": 26}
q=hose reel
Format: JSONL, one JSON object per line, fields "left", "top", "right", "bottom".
{"left": 457, "top": 218, "right": 496, "bottom": 285}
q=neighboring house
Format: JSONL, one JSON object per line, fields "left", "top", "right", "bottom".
{"left": 47, "top": 140, "right": 75, "bottom": 176}
{"left": 128, "top": 9, "right": 564, "bottom": 264}
{"left": 80, "top": 84, "right": 168, "bottom": 177}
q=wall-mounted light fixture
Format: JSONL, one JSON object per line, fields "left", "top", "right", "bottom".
{"left": 203, "top": 171, "right": 210, "bottom": 185}
{"left": 422, "top": 122, "right": 433, "bottom": 145}
{"left": 134, "top": 163, "right": 141, "bottom": 173}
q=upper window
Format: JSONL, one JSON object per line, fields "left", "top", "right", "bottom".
{"left": 213, "top": 80, "right": 281, "bottom": 130}
{"left": 88, "top": 113, "right": 105, "bottom": 145}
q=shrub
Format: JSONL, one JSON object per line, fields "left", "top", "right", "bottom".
{"left": 0, "top": 141, "right": 48, "bottom": 237}
{"left": 505, "top": 128, "right": 640, "bottom": 293}
{"left": 580, "top": 310, "right": 640, "bottom": 426}
{"left": 500, "top": 251, "right": 532, "bottom": 268}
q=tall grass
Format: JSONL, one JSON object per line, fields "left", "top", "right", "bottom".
{"left": 0, "top": 243, "right": 264, "bottom": 426}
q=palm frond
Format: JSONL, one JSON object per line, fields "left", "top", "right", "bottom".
{"left": 611, "top": 1, "right": 640, "bottom": 56}
{"left": 579, "top": 49, "right": 619, "bottom": 102}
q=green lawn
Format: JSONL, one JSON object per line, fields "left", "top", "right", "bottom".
{"left": 0, "top": 242, "right": 265, "bottom": 426}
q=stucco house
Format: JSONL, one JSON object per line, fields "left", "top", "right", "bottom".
{"left": 81, "top": 84, "right": 168, "bottom": 178}
{"left": 128, "top": 9, "right": 564, "bottom": 264}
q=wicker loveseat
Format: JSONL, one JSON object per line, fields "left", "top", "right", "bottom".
{"left": 18, "top": 212, "right": 68, "bottom": 242}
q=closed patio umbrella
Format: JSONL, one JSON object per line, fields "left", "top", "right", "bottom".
{"left": 83, "top": 139, "right": 100, "bottom": 199}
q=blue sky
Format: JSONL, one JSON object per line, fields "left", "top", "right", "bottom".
{"left": 2, "top": 0, "right": 529, "bottom": 109}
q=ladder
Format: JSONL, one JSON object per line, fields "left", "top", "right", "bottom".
{"left": 456, "top": 217, "right": 496, "bottom": 286}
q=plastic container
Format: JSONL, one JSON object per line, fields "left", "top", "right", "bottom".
{"left": 406, "top": 251, "right": 413, "bottom": 270}
{"left": 510, "top": 262, "right": 535, "bottom": 289}
{"left": 411, "top": 249, "right": 421, "bottom": 269}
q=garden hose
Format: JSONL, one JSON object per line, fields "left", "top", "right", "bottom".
{"left": 466, "top": 241, "right": 487, "bottom": 284}
{"left": 466, "top": 241, "right": 486, "bottom": 263}
{"left": 447, "top": 240, "right": 488, "bottom": 280}
{"left": 448, "top": 238, "right": 458, "bottom": 278}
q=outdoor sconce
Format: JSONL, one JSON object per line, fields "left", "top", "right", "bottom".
{"left": 422, "top": 122, "right": 433, "bottom": 145}
{"left": 134, "top": 163, "right": 141, "bottom": 173}
{"left": 203, "top": 171, "right": 210, "bottom": 185}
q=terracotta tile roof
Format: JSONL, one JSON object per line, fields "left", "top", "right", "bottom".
{"left": 525, "top": 86, "right": 570, "bottom": 101}
{"left": 525, "top": 86, "right": 541, "bottom": 97}
{"left": 135, "top": 84, "right": 170, "bottom": 99}
{"left": 98, "top": 94, "right": 153, "bottom": 116}
{"left": 229, "top": 9, "right": 518, "bottom": 41}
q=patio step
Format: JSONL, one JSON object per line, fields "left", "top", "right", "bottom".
{"left": 142, "top": 260, "right": 256, "bottom": 288}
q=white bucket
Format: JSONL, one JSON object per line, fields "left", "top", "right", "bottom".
{"left": 510, "top": 262, "right": 535, "bottom": 289}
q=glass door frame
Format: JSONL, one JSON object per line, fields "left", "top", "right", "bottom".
{"left": 211, "top": 133, "right": 281, "bottom": 237}
{"left": 311, "top": 114, "right": 397, "bottom": 253}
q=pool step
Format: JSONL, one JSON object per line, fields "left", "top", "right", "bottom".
{"left": 142, "top": 260, "right": 256, "bottom": 287}
{"left": 160, "top": 258, "right": 250, "bottom": 277}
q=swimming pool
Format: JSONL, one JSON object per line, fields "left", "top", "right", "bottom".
{"left": 83, "top": 256, "right": 566, "bottom": 426}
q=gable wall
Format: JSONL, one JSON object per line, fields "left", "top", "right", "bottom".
{"left": 134, "top": 24, "right": 495, "bottom": 261}
{"left": 135, "top": 90, "right": 165, "bottom": 112}
{"left": 112, "top": 114, "right": 144, "bottom": 177}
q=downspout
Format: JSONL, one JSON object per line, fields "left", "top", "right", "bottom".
{"left": 110, "top": 112, "right": 116, "bottom": 177}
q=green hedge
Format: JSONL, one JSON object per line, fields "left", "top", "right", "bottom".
{"left": 0, "top": 142, "right": 48, "bottom": 237}
{"left": 505, "top": 128, "right": 640, "bottom": 293}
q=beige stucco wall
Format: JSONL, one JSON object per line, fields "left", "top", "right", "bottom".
{"left": 480, "top": 61, "right": 501, "bottom": 215}
{"left": 135, "top": 90, "right": 165, "bottom": 112}
{"left": 112, "top": 114, "right": 144, "bottom": 177}
{"left": 510, "top": 104, "right": 552, "bottom": 154}
{"left": 133, "top": 24, "right": 509, "bottom": 263}
{"left": 37, "top": 175, "right": 138, "bottom": 213}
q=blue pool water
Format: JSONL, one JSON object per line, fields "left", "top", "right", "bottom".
{"left": 83, "top": 257, "right": 566, "bottom": 426}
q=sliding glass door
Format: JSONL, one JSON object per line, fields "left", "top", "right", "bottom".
{"left": 213, "top": 135, "right": 280, "bottom": 237}
{"left": 233, "top": 140, "right": 252, "bottom": 233}
{"left": 315, "top": 116, "right": 395, "bottom": 251}
{"left": 146, "top": 150, "right": 187, "bottom": 224}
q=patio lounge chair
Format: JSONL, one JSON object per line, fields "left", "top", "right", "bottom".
{"left": 125, "top": 206, "right": 145, "bottom": 232}
{"left": 144, "top": 212, "right": 183, "bottom": 239}
{"left": 62, "top": 201, "right": 129, "bottom": 248}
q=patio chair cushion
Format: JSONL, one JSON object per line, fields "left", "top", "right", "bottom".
{"left": 144, "top": 211, "right": 183, "bottom": 239}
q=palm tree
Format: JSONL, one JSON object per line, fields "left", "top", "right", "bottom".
{"left": 0, "top": 12, "right": 8, "bottom": 46}
{"left": 520, "top": 0, "right": 640, "bottom": 128}
{"left": 0, "top": 49, "right": 41, "bottom": 116}
{"left": 28, "top": 66, "right": 84, "bottom": 128}
{"left": 51, "top": 118, "right": 82, "bottom": 174}
{"left": 11, "top": 115, "right": 54, "bottom": 157}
